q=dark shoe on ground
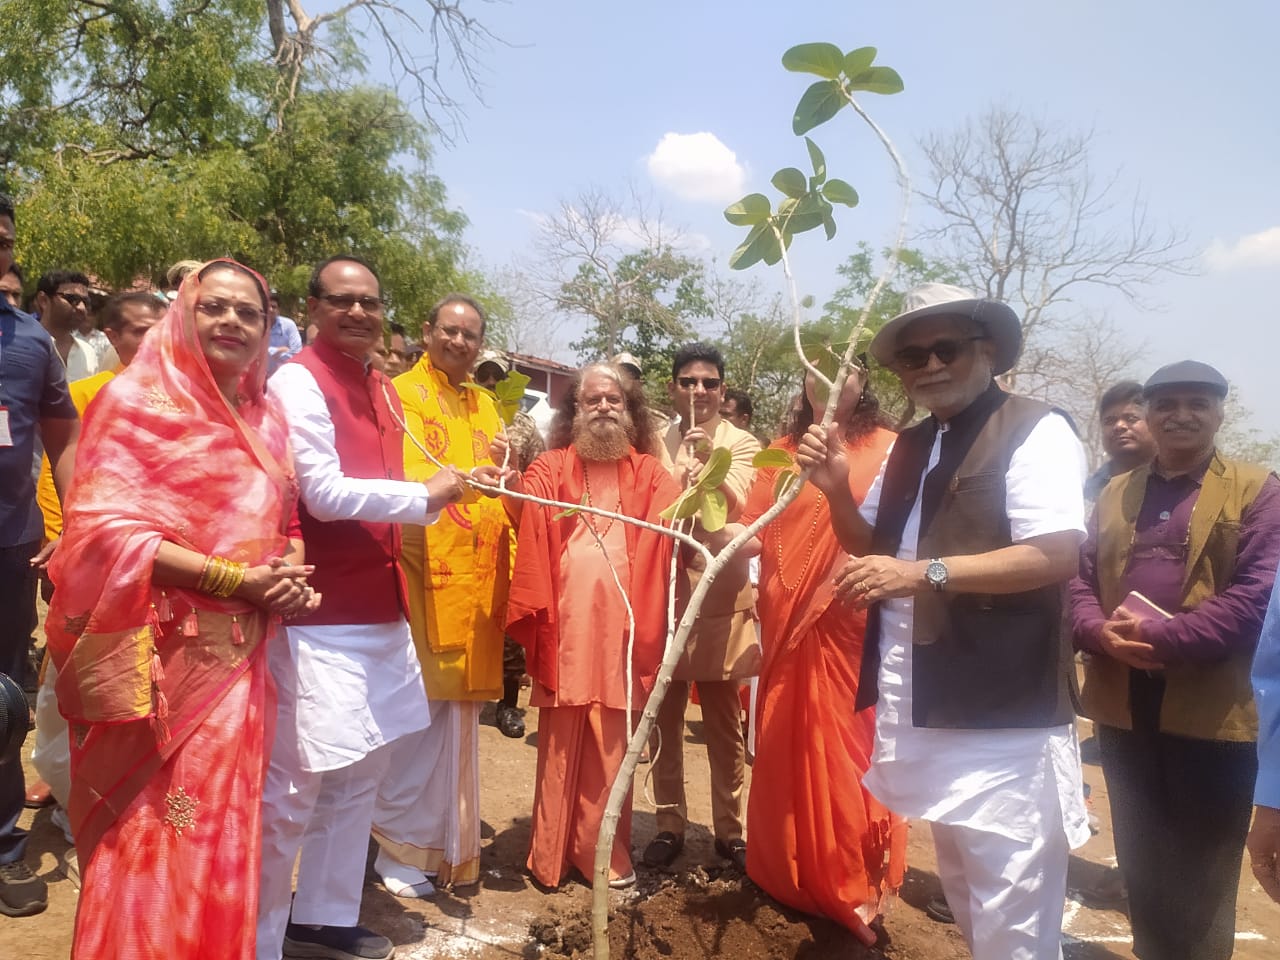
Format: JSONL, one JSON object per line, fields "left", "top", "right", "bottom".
{"left": 714, "top": 837, "right": 748, "bottom": 871}
{"left": 495, "top": 703, "right": 525, "bottom": 739}
{"left": 642, "top": 831, "right": 684, "bottom": 868}
{"left": 0, "top": 861, "right": 49, "bottom": 917}
{"left": 23, "top": 779, "right": 53, "bottom": 809}
{"left": 925, "top": 896, "right": 955, "bottom": 924}
{"left": 283, "top": 922, "right": 394, "bottom": 960}
{"left": 1076, "top": 866, "right": 1127, "bottom": 908}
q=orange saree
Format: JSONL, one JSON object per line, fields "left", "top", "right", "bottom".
{"left": 45, "top": 263, "right": 296, "bottom": 959}
{"left": 741, "top": 427, "right": 906, "bottom": 933}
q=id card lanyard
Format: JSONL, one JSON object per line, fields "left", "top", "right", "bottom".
{"left": 0, "top": 314, "right": 13, "bottom": 446}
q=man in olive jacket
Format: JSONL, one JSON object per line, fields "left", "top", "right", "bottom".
{"left": 1070, "top": 360, "right": 1280, "bottom": 960}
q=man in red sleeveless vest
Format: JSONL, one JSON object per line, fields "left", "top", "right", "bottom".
{"left": 259, "top": 255, "right": 476, "bottom": 960}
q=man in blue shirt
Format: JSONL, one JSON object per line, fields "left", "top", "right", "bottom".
{"left": 267, "top": 289, "right": 302, "bottom": 377}
{"left": 0, "top": 193, "right": 80, "bottom": 917}
{"left": 1249, "top": 572, "right": 1280, "bottom": 905}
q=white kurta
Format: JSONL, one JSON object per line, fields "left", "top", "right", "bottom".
{"left": 269, "top": 361, "right": 442, "bottom": 769}
{"left": 859, "top": 412, "right": 1091, "bottom": 849}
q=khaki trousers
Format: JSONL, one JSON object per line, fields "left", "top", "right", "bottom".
{"left": 653, "top": 679, "right": 745, "bottom": 841}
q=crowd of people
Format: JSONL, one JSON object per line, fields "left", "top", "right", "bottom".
{"left": 1, "top": 186, "right": 1279, "bottom": 960}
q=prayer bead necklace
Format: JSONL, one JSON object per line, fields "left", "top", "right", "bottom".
{"left": 774, "top": 489, "right": 825, "bottom": 593}
{"left": 581, "top": 462, "right": 618, "bottom": 537}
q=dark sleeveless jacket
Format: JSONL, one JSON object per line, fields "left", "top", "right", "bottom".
{"left": 855, "top": 384, "right": 1078, "bottom": 729}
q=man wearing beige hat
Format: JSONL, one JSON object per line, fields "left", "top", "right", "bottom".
{"left": 796, "top": 283, "right": 1089, "bottom": 959}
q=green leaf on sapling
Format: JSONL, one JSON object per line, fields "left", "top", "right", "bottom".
{"left": 804, "top": 137, "right": 827, "bottom": 182}
{"left": 774, "top": 470, "right": 799, "bottom": 502}
{"left": 724, "top": 193, "right": 772, "bottom": 226}
{"left": 492, "top": 370, "right": 531, "bottom": 425}
{"left": 700, "top": 488, "right": 728, "bottom": 532}
{"left": 846, "top": 66, "right": 904, "bottom": 95}
{"left": 822, "top": 208, "right": 837, "bottom": 240}
{"left": 553, "top": 493, "right": 589, "bottom": 521}
{"left": 842, "top": 46, "right": 877, "bottom": 77}
{"left": 822, "top": 178, "right": 860, "bottom": 207}
{"left": 771, "top": 167, "right": 808, "bottom": 199}
{"left": 781, "top": 42, "right": 844, "bottom": 79}
{"left": 659, "top": 488, "right": 703, "bottom": 522}
{"left": 728, "top": 221, "right": 780, "bottom": 271}
{"left": 792, "top": 80, "right": 845, "bottom": 135}
{"left": 752, "top": 448, "right": 796, "bottom": 469}
{"left": 696, "top": 446, "right": 733, "bottom": 491}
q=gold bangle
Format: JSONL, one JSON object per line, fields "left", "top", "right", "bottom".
{"left": 198, "top": 555, "right": 217, "bottom": 594}
{"left": 200, "top": 555, "right": 246, "bottom": 599}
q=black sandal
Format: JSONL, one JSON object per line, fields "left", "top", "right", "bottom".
{"left": 642, "top": 831, "right": 684, "bottom": 867}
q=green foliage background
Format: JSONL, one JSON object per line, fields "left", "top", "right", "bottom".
{"left": 0, "top": 0, "right": 498, "bottom": 328}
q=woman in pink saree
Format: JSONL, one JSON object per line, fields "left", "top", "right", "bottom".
{"left": 46, "top": 260, "right": 317, "bottom": 959}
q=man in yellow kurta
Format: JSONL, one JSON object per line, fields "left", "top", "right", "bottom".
{"left": 372, "top": 293, "right": 511, "bottom": 894}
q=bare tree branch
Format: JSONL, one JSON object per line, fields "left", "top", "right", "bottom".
{"left": 917, "top": 107, "right": 1195, "bottom": 388}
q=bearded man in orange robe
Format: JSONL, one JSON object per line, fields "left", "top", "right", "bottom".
{"left": 506, "top": 362, "right": 681, "bottom": 888}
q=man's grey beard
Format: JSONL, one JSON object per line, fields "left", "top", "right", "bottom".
{"left": 572, "top": 410, "right": 635, "bottom": 462}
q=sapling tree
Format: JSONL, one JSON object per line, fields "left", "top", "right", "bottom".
{"left": 393, "top": 41, "right": 912, "bottom": 958}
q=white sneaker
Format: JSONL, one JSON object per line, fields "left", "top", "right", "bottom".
{"left": 374, "top": 848, "right": 436, "bottom": 899}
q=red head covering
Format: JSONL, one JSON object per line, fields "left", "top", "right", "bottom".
{"left": 47, "top": 259, "right": 297, "bottom": 723}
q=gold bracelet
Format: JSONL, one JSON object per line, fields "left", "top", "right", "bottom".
{"left": 220, "top": 561, "right": 247, "bottom": 599}
{"left": 199, "top": 555, "right": 246, "bottom": 599}
{"left": 198, "top": 555, "right": 217, "bottom": 594}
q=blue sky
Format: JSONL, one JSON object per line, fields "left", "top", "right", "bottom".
{"left": 332, "top": 0, "right": 1279, "bottom": 427}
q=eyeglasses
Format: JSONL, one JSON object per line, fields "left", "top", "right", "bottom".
{"left": 433, "top": 323, "right": 481, "bottom": 346}
{"left": 56, "top": 291, "right": 90, "bottom": 309}
{"left": 195, "top": 298, "right": 266, "bottom": 326}
{"left": 676, "top": 376, "right": 723, "bottom": 390}
{"left": 893, "top": 336, "right": 987, "bottom": 371}
{"left": 317, "top": 292, "right": 386, "bottom": 316}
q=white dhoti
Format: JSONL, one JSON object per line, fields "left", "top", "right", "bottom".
{"left": 372, "top": 698, "right": 482, "bottom": 888}
{"left": 31, "top": 661, "right": 71, "bottom": 810}
{"left": 256, "top": 620, "right": 429, "bottom": 960}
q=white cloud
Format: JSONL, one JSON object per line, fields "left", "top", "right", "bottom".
{"left": 645, "top": 132, "right": 747, "bottom": 204}
{"left": 1205, "top": 226, "right": 1280, "bottom": 271}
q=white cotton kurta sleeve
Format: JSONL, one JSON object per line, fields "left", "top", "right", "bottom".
{"left": 269, "top": 362, "right": 438, "bottom": 525}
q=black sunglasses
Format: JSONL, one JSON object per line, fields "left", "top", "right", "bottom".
{"left": 56, "top": 291, "right": 90, "bottom": 309}
{"left": 676, "top": 376, "right": 722, "bottom": 390}
{"left": 893, "top": 336, "right": 987, "bottom": 371}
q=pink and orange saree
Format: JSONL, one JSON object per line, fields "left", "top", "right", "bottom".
{"left": 46, "top": 262, "right": 296, "bottom": 959}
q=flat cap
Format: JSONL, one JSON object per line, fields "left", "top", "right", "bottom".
{"left": 474, "top": 349, "right": 511, "bottom": 375}
{"left": 1143, "top": 360, "right": 1228, "bottom": 398}
{"left": 611, "top": 352, "right": 644, "bottom": 376}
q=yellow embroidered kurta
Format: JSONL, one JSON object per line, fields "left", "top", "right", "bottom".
{"left": 394, "top": 357, "right": 508, "bottom": 701}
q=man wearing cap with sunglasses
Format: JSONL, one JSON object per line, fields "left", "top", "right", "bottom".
{"left": 798, "top": 283, "right": 1090, "bottom": 959}
{"left": 1070, "top": 360, "right": 1280, "bottom": 960}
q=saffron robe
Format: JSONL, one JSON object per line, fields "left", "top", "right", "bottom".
{"left": 507, "top": 448, "right": 680, "bottom": 885}
{"left": 741, "top": 428, "right": 907, "bottom": 931}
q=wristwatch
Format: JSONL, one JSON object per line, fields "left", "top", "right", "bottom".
{"left": 925, "top": 558, "right": 948, "bottom": 592}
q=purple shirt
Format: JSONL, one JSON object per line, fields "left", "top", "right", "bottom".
{"left": 1071, "top": 457, "right": 1280, "bottom": 663}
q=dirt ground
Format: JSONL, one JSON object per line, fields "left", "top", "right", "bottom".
{"left": 4, "top": 688, "right": 1279, "bottom": 958}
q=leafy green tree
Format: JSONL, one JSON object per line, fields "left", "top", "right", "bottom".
{"left": 821, "top": 242, "right": 959, "bottom": 424}
{"left": 0, "top": 1, "right": 498, "bottom": 324}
